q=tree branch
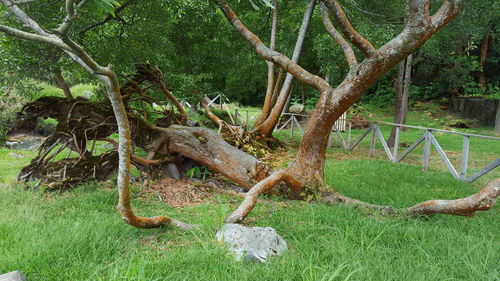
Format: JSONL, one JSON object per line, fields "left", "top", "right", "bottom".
{"left": 321, "top": 0, "right": 378, "bottom": 58}
{"left": 320, "top": 4, "right": 357, "bottom": 69}
{"left": 1, "top": 0, "right": 47, "bottom": 35}
{"left": 213, "top": 0, "right": 330, "bottom": 93}
{"left": 406, "top": 0, "right": 430, "bottom": 28}
{"left": 0, "top": 24, "right": 70, "bottom": 50}
{"left": 430, "top": 0, "right": 463, "bottom": 30}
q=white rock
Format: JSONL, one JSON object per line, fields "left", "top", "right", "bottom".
{"left": 0, "top": 271, "right": 27, "bottom": 281}
{"left": 289, "top": 104, "right": 305, "bottom": 114}
{"left": 216, "top": 224, "right": 287, "bottom": 262}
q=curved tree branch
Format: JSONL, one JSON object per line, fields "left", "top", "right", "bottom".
{"left": 320, "top": 4, "right": 357, "bottom": 69}
{"left": 321, "top": 0, "right": 378, "bottom": 58}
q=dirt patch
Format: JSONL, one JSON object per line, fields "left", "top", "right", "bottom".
{"left": 148, "top": 178, "right": 213, "bottom": 208}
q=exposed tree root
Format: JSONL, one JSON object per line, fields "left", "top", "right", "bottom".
{"left": 226, "top": 173, "right": 499, "bottom": 223}
{"left": 406, "top": 178, "right": 499, "bottom": 216}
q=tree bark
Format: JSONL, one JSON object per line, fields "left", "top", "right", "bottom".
{"left": 252, "top": 0, "right": 315, "bottom": 137}
{"left": 477, "top": 35, "right": 490, "bottom": 87}
{"left": 254, "top": 0, "right": 279, "bottom": 128}
{"left": 388, "top": 54, "right": 412, "bottom": 147}
{"left": 54, "top": 68, "right": 73, "bottom": 99}
{"left": 495, "top": 100, "right": 500, "bottom": 133}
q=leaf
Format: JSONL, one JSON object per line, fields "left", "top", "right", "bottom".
{"left": 260, "top": 0, "right": 275, "bottom": 9}
{"left": 249, "top": 0, "right": 260, "bottom": 10}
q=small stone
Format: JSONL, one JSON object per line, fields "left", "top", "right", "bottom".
{"left": 9, "top": 153, "right": 24, "bottom": 158}
{"left": 0, "top": 271, "right": 27, "bottom": 281}
{"left": 216, "top": 224, "right": 287, "bottom": 262}
{"left": 5, "top": 135, "right": 44, "bottom": 151}
{"left": 289, "top": 104, "right": 305, "bottom": 114}
{"left": 167, "top": 163, "right": 181, "bottom": 180}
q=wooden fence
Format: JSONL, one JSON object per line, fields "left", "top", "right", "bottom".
{"left": 330, "top": 121, "right": 499, "bottom": 183}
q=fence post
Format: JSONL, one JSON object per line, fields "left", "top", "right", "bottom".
{"left": 290, "top": 114, "right": 295, "bottom": 138}
{"left": 422, "top": 130, "right": 431, "bottom": 170}
{"left": 369, "top": 125, "right": 376, "bottom": 158}
{"left": 393, "top": 126, "right": 400, "bottom": 163}
{"left": 347, "top": 122, "right": 352, "bottom": 148}
{"left": 460, "top": 136, "right": 470, "bottom": 180}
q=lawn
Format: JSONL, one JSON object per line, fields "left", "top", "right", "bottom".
{"left": 0, "top": 104, "right": 499, "bottom": 281}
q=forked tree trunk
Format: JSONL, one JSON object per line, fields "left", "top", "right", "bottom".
{"left": 54, "top": 68, "right": 73, "bottom": 99}
{"left": 252, "top": 0, "right": 315, "bottom": 137}
{"left": 388, "top": 54, "right": 412, "bottom": 147}
{"left": 477, "top": 35, "right": 490, "bottom": 87}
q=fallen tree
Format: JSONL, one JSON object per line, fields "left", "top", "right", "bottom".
{"left": 1, "top": 0, "right": 498, "bottom": 232}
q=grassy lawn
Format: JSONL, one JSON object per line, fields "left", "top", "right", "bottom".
{"left": 0, "top": 104, "right": 499, "bottom": 280}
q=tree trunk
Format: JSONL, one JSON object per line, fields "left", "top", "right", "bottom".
{"left": 54, "top": 68, "right": 73, "bottom": 99}
{"left": 388, "top": 54, "right": 412, "bottom": 147}
{"left": 254, "top": 0, "right": 279, "bottom": 128}
{"left": 495, "top": 100, "right": 500, "bottom": 133}
{"left": 252, "top": 0, "right": 315, "bottom": 137}
{"left": 477, "top": 35, "right": 490, "bottom": 87}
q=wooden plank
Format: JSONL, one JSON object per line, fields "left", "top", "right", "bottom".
{"left": 277, "top": 116, "right": 292, "bottom": 132}
{"left": 460, "top": 136, "right": 470, "bottom": 179}
{"left": 422, "top": 130, "right": 431, "bottom": 170}
{"left": 369, "top": 125, "right": 377, "bottom": 158}
{"left": 336, "top": 130, "right": 348, "bottom": 149}
{"left": 393, "top": 126, "right": 400, "bottom": 163}
{"left": 429, "top": 133, "right": 459, "bottom": 179}
{"left": 206, "top": 94, "right": 219, "bottom": 108}
{"left": 348, "top": 126, "right": 373, "bottom": 151}
{"left": 293, "top": 116, "right": 303, "bottom": 134}
{"left": 466, "top": 158, "right": 500, "bottom": 183}
{"left": 397, "top": 132, "right": 426, "bottom": 162}
{"left": 375, "top": 126, "right": 393, "bottom": 161}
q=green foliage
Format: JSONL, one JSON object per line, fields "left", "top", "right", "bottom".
{"left": 186, "top": 166, "right": 211, "bottom": 180}
{"left": 0, "top": 80, "right": 40, "bottom": 143}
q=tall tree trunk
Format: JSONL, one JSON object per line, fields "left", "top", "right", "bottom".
{"left": 254, "top": 0, "right": 279, "bottom": 128}
{"left": 270, "top": 68, "right": 284, "bottom": 107}
{"left": 54, "top": 68, "right": 73, "bottom": 99}
{"left": 388, "top": 54, "right": 412, "bottom": 147}
{"left": 495, "top": 100, "right": 500, "bottom": 133}
{"left": 477, "top": 35, "right": 490, "bottom": 87}
{"left": 252, "top": 0, "right": 315, "bottom": 137}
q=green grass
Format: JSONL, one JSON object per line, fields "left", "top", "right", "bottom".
{"left": 1, "top": 104, "right": 499, "bottom": 280}
{"left": 0, "top": 147, "right": 499, "bottom": 280}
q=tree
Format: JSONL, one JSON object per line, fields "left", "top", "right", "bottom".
{"left": 387, "top": 54, "right": 412, "bottom": 147}
{"left": 214, "top": 0, "right": 499, "bottom": 223}
{"left": 1, "top": 0, "right": 498, "bottom": 231}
